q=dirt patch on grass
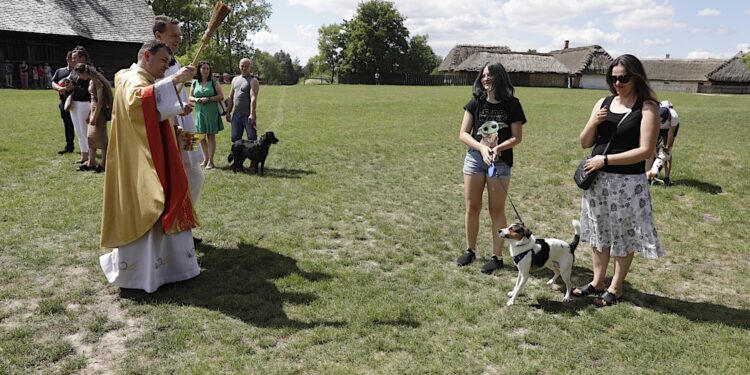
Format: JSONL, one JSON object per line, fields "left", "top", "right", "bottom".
{"left": 702, "top": 214, "right": 720, "bottom": 224}
{"left": 64, "top": 291, "right": 145, "bottom": 375}
{"left": 0, "top": 298, "right": 40, "bottom": 329}
{"left": 509, "top": 327, "right": 530, "bottom": 337}
{"left": 676, "top": 195, "right": 692, "bottom": 208}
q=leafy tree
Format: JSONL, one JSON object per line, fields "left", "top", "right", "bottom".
{"left": 148, "top": 0, "right": 271, "bottom": 74}
{"left": 304, "top": 54, "right": 330, "bottom": 79}
{"left": 339, "top": 0, "right": 409, "bottom": 75}
{"left": 317, "top": 24, "right": 345, "bottom": 82}
{"left": 743, "top": 53, "right": 750, "bottom": 69}
{"left": 251, "top": 50, "right": 303, "bottom": 85}
{"left": 273, "top": 50, "right": 299, "bottom": 85}
{"left": 322, "top": 0, "right": 441, "bottom": 79}
{"left": 293, "top": 57, "right": 305, "bottom": 83}
{"left": 403, "top": 35, "right": 440, "bottom": 74}
{"left": 252, "top": 50, "right": 281, "bottom": 84}
{"left": 146, "top": 0, "right": 206, "bottom": 54}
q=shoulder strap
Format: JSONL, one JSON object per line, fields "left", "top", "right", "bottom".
{"left": 601, "top": 96, "right": 614, "bottom": 109}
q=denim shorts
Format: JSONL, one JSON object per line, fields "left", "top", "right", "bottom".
{"left": 463, "top": 150, "right": 511, "bottom": 179}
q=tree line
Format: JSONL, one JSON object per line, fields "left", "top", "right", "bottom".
{"left": 148, "top": 0, "right": 442, "bottom": 85}
{"left": 308, "top": 0, "right": 442, "bottom": 82}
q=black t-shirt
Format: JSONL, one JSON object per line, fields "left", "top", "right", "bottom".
{"left": 592, "top": 96, "right": 645, "bottom": 174}
{"left": 52, "top": 67, "right": 72, "bottom": 101}
{"left": 464, "top": 96, "right": 527, "bottom": 167}
{"left": 67, "top": 71, "right": 91, "bottom": 102}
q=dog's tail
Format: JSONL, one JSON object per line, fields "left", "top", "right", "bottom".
{"left": 569, "top": 219, "right": 581, "bottom": 254}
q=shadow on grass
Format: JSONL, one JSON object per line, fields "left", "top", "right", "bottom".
{"left": 672, "top": 178, "right": 722, "bottom": 194}
{"left": 625, "top": 289, "right": 750, "bottom": 329}
{"left": 215, "top": 164, "right": 316, "bottom": 179}
{"left": 372, "top": 319, "right": 421, "bottom": 328}
{"left": 121, "top": 242, "right": 344, "bottom": 329}
{"left": 533, "top": 267, "right": 750, "bottom": 329}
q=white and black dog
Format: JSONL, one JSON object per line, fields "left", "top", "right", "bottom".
{"left": 499, "top": 220, "right": 580, "bottom": 306}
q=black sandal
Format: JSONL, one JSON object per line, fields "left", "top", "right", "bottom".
{"left": 571, "top": 284, "right": 604, "bottom": 298}
{"left": 594, "top": 291, "right": 620, "bottom": 307}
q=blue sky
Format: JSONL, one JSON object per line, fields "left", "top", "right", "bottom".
{"left": 250, "top": 0, "right": 749, "bottom": 65}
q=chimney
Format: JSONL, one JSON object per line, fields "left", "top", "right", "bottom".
{"left": 564, "top": 40, "right": 569, "bottom": 49}
{"left": 666, "top": 54, "right": 670, "bottom": 59}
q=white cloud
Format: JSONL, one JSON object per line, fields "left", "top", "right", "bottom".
{"left": 249, "top": 30, "right": 280, "bottom": 48}
{"left": 287, "top": 0, "right": 356, "bottom": 18}
{"left": 686, "top": 49, "right": 737, "bottom": 59}
{"left": 687, "top": 49, "right": 713, "bottom": 59}
{"left": 746, "top": 9, "right": 750, "bottom": 15}
{"left": 690, "top": 27, "right": 730, "bottom": 35}
{"left": 544, "top": 26, "right": 622, "bottom": 48}
{"left": 641, "top": 38, "right": 672, "bottom": 46}
{"left": 697, "top": 8, "right": 720, "bottom": 17}
{"left": 737, "top": 43, "right": 750, "bottom": 53}
{"left": 275, "top": 0, "right": 729, "bottom": 63}
{"left": 614, "top": 5, "right": 685, "bottom": 30}
{"left": 295, "top": 24, "right": 318, "bottom": 39}
{"left": 249, "top": 28, "right": 318, "bottom": 63}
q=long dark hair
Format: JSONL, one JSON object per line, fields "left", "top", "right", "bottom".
{"left": 472, "top": 62, "right": 515, "bottom": 101}
{"left": 74, "top": 63, "right": 113, "bottom": 107}
{"left": 194, "top": 61, "right": 213, "bottom": 83}
{"left": 607, "top": 54, "right": 657, "bottom": 103}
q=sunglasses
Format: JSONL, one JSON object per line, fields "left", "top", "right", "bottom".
{"left": 607, "top": 74, "right": 632, "bottom": 84}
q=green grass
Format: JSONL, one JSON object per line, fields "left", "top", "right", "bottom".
{"left": 0, "top": 85, "right": 748, "bottom": 374}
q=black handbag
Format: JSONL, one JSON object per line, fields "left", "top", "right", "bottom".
{"left": 574, "top": 156, "right": 596, "bottom": 189}
{"left": 574, "top": 109, "right": 631, "bottom": 190}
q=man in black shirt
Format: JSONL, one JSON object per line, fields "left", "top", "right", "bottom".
{"left": 51, "top": 51, "right": 75, "bottom": 154}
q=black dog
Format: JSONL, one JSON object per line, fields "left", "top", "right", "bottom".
{"left": 227, "top": 131, "right": 279, "bottom": 174}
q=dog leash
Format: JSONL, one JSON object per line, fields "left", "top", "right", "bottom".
{"left": 488, "top": 158, "right": 524, "bottom": 225}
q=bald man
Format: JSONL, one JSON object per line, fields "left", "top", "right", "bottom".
{"left": 226, "top": 58, "right": 260, "bottom": 142}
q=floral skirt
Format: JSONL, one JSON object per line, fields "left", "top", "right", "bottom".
{"left": 580, "top": 172, "right": 665, "bottom": 259}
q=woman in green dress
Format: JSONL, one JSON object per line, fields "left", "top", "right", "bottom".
{"left": 190, "top": 61, "right": 224, "bottom": 169}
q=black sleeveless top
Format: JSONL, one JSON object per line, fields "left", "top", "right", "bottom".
{"left": 592, "top": 96, "right": 645, "bottom": 175}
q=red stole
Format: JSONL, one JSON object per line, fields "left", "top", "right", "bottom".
{"left": 141, "top": 85, "right": 198, "bottom": 234}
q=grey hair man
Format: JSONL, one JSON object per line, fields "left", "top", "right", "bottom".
{"left": 226, "top": 58, "right": 260, "bottom": 142}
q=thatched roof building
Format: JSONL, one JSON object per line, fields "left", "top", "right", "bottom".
{"left": 438, "top": 42, "right": 614, "bottom": 89}
{"left": 439, "top": 45, "right": 512, "bottom": 72}
{"left": 451, "top": 51, "right": 571, "bottom": 88}
{"left": 549, "top": 45, "right": 612, "bottom": 74}
{"left": 0, "top": 0, "right": 154, "bottom": 82}
{"left": 641, "top": 58, "right": 727, "bottom": 93}
{"left": 454, "top": 52, "right": 570, "bottom": 73}
{"left": 642, "top": 59, "right": 726, "bottom": 82}
{"left": 1, "top": 0, "right": 153, "bottom": 43}
{"left": 707, "top": 53, "right": 750, "bottom": 83}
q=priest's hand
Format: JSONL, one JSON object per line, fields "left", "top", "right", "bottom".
{"left": 171, "top": 66, "right": 195, "bottom": 85}
{"left": 180, "top": 103, "right": 194, "bottom": 116}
